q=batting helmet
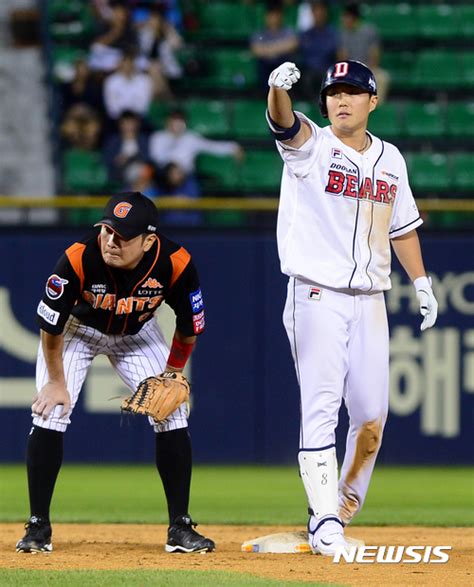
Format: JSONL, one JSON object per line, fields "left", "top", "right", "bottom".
{"left": 319, "top": 60, "right": 377, "bottom": 118}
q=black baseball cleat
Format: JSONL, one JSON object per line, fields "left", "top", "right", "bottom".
{"left": 165, "top": 515, "right": 215, "bottom": 553}
{"left": 16, "top": 516, "right": 53, "bottom": 553}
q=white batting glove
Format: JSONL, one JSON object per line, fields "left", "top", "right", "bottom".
{"left": 268, "top": 62, "right": 301, "bottom": 90}
{"left": 414, "top": 276, "right": 438, "bottom": 331}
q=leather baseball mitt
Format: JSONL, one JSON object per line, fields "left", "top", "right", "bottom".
{"left": 121, "top": 372, "right": 190, "bottom": 422}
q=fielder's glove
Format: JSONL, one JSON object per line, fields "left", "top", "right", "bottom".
{"left": 121, "top": 372, "right": 190, "bottom": 422}
{"left": 414, "top": 276, "right": 438, "bottom": 331}
{"left": 268, "top": 62, "right": 301, "bottom": 90}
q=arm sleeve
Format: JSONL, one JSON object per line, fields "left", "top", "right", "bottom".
{"left": 165, "top": 259, "right": 205, "bottom": 337}
{"left": 389, "top": 156, "right": 423, "bottom": 238}
{"left": 193, "top": 134, "right": 238, "bottom": 157}
{"left": 148, "top": 133, "right": 162, "bottom": 166}
{"left": 274, "top": 111, "right": 320, "bottom": 178}
{"left": 103, "top": 77, "right": 119, "bottom": 119}
{"left": 135, "top": 75, "right": 153, "bottom": 115}
{"left": 36, "top": 254, "right": 81, "bottom": 335}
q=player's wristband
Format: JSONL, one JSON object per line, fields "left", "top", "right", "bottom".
{"left": 166, "top": 336, "right": 194, "bottom": 370}
{"left": 266, "top": 109, "right": 301, "bottom": 141}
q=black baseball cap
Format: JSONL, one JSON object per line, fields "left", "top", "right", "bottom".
{"left": 95, "top": 192, "right": 159, "bottom": 240}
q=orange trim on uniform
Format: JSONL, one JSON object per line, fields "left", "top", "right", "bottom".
{"left": 65, "top": 243, "right": 86, "bottom": 291}
{"left": 170, "top": 247, "right": 191, "bottom": 288}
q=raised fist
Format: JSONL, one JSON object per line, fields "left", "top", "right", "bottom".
{"left": 268, "top": 62, "right": 301, "bottom": 90}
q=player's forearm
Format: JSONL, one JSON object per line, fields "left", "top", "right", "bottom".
{"left": 174, "top": 331, "right": 196, "bottom": 346}
{"left": 267, "top": 87, "right": 294, "bottom": 128}
{"left": 40, "top": 330, "right": 66, "bottom": 384}
{"left": 391, "top": 229, "right": 427, "bottom": 282}
{"left": 165, "top": 330, "right": 196, "bottom": 372}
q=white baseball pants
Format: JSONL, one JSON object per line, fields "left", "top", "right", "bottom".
{"left": 33, "top": 317, "right": 188, "bottom": 433}
{"left": 283, "top": 277, "right": 389, "bottom": 524}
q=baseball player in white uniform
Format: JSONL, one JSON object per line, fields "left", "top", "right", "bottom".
{"left": 266, "top": 61, "right": 438, "bottom": 555}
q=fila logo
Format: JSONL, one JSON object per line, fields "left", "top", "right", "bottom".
{"left": 309, "top": 287, "right": 322, "bottom": 301}
{"left": 332, "top": 148, "right": 342, "bottom": 159}
{"left": 334, "top": 62, "right": 349, "bottom": 77}
{"left": 113, "top": 202, "right": 132, "bottom": 218}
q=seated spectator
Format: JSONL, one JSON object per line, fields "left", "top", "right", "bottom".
{"left": 60, "top": 58, "right": 104, "bottom": 114}
{"left": 337, "top": 2, "right": 390, "bottom": 103}
{"left": 149, "top": 110, "right": 243, "bottom": 180}
{"left": 89, "top": 0, "right": 136, "bottom": 72}
{"left": 250, "top": 1, "right": 298, "bottom": 92}
{"left": 298, "top": 0, "right": 339, "bottom": 98}
{"left": 123, "top": 159, "right": 158, "bottom": 197}
{"left": 102, "top": 110, "right": 149, "bottom": 184}
{"left": 103, "top": 51, "right": 153, "bottom": 120}
{"left": 156, "top": 162, "right": 203, "bottom": 226}
{"left": 122, "top": 159, "right": 202, "bottom": 226}
{"left": 60, "top": 103, "right": 102, "bottom": 150}
{"left": 136, "top": 6, "right": 184, "bottom": 99}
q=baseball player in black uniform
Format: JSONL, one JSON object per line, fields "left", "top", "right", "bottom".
{"left": 16, "top": 192, "right": 215, "bottom": 554}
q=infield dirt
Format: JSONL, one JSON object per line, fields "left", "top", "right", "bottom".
{"left": 1, "top": 524, "right": 472, "bottom": 585}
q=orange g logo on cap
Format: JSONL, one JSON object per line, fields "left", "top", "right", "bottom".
{"left": 113, "top": 202, "right": 132, "bottom": 218}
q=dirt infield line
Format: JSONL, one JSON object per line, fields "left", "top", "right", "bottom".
{"left": 2, "top": 524, "right": 473, "bottom": 585}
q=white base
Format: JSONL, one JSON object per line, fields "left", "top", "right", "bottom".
{"left": 241, "top": 530, "right": 364, "bottom": 554}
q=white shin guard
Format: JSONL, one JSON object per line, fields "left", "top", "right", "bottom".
{"left": 298, "top": 446, "right": 339, "bottom": 521}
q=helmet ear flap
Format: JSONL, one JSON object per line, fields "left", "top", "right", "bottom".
{"left": 319, "top": 90, "right": 328, "bottom": 118}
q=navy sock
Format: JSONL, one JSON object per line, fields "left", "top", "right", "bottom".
{"left": 155, "top": 428, "right": 192, "bottom": 525}
{"left": 26, "top": 426, "right": 64, "bottom": 521}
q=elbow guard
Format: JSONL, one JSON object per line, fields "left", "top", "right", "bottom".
{"left": 266, "top": 109, "right": 301, "bottom": 141}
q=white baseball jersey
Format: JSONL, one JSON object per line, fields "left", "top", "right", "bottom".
{"left": 275, "top": 112, "right": 422, "bottom": 292}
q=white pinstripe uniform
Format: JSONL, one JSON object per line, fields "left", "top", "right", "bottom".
{"left": 34, "top": 316, "right": 188, "bottom": 433}
{"left": 274, "top": 112, "right": 422, "bottom": 527}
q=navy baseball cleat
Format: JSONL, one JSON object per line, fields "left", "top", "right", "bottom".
{"left": 16, "top": 516, "right": 52, "bottom": 553}
{"left": 165, "top": 515, "right": 215, "bottom": 553}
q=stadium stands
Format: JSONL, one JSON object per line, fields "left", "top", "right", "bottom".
{"left": 45, "top": 1, "right": 474, "bottom": 215}
{"left": 63, "top": 149, "right": 108, "bottom": 193}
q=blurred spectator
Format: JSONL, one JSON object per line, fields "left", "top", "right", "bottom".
{"left": 149, "top": 110, "right": 243, "bottom": 179}
{"left": 103, "top": 51, "right": 153, "bottom": 120}
{"left": 60, "top": 103, "right": 102, "bottom": 150}
{"left": 122, "top": 159, "right": 202, "bottom": 226}
{"left": 298, "top": 1, "right": 339, "bottom": 98}
{"left": 297, "top": 0, "right": 316, "bottom": 32}
{"left": 136, "top": 6, "right": 184, "bottom": 99}
{"left": 337, "top": 2, "right": 390, "bottom": 103}
{"left": 59, "top": 58, "right": 104, "bottom": 114}
{"left": 123, "top": 159, "right": 158, "bottom": 197}
{"left": 297, "top": 0, "right": 338, "bottom": 32}
{"left": 89, "top": 0, "right": 136, "bottom": 72}
{"left": 250, "top": 1, "right": 298, "bottom": 92}
{"left": 103, "top": 110, "right": 149, "bottom": 183}
{"left": 156, "top": 162, "right": 203, "bottom": 226}
{"left": 131, "top": 0, "right": 184, "bottom": 31}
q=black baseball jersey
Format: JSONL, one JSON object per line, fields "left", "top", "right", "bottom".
{"left": 36, "top": 230, "right": 205, "bottom": 337}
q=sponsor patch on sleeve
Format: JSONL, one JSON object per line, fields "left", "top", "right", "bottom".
{"left": 189, "top": 288, "right": 204, "bottom": 313}
{"left": 45, "top": 274, "right": 69, "bottom": 300}
{"left": 37, "top": 300, "right": 60, "bottom": 325}
{"left": 192, "top": 310, "right": 205, "bottom": 334}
